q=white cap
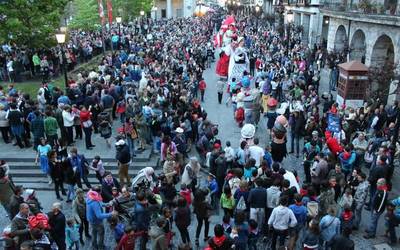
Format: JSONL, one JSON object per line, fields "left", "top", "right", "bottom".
{"left": 175, "top": 127, "right": 184, "bottom": 133}
{"left": 115, "top": 139, "right": 126, "bottom": 146}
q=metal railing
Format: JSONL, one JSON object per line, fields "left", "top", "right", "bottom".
{"left": 320, "top": 0, "right": 399, "bottom": 16}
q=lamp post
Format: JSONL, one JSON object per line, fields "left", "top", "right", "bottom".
{"left": 153, "top": 6, "right": 158, "bottom": 20}
{"left": 116, "top": 16, "right": 122, "bottom": 36}
{"left": 55, "top": 30, "right": 68, "bottom": 89}
{"left": 286, "top": 10, "right": 293, "bottom": 54}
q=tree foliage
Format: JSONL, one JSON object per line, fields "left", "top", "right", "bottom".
{"left": 68, "top": 0, "right": 101, "bottom": 31}
{"left": 0, "top": 0, "right": 68, "bottom": 48}
{"left": 69, "top": 0, "right": 153, "bottom": 31}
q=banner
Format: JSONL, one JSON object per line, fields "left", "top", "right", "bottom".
{"left": 327, "top": 113, "right": 340, "bottom": 133}
{"left": 106, "top": 0, "right": 113, "bottom": 25}
{"left": 98, "top": 0, "right": 105, "bottom": 25}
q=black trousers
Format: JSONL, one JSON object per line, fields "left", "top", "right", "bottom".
{"left": 54, "top": 179, "right": 66, "bottom": 198}
{"left": 177, "top": 226, "right": 190, "bottom": 243}
{"left": 66, "top": 126, "right": 74, "bottom": 145}
{"left": 0, "top": 126, "right": 10, "bottom": 143}
{"left": 76, "top": 174, "right": 92, "bottom": 189}
{"left": 83, "top": 127, "right": 93, "bottom": 148}
{"left": 74, "top": 125, "right": 82, "bottom": 139}
{"left": 195, "top": 216, "right": 209, "bottom": 239}
{"left": 271, "top": 228, "right": 288, "bottom": 250}
{"left": 79, "top": 216, "right": 90, "bottom": 240}
{"left": 218, "top": 92, "right": 223, "bottom": 104}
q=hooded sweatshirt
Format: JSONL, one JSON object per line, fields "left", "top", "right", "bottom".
{"left": 86, "top": 190, "right": 112, "bottom": 225}
{"left": 267, "top": 186, "right": 281, "bottom": 209}
{"left": 268, "top": 205, "right": 297, "bottom": 230}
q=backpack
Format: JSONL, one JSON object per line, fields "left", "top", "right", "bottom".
{"left": 235, "top": 107, "right": 244, "bottom": 123}
{"left": 307, "top": 201, "right": 319, "bottom": 218}
{"left": 236, "top": 196, "right": 247, "bottom": 211}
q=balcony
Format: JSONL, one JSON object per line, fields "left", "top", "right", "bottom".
{"left": 321, "top": 0, "right": 399, "bottom": 16}
{"left": 280, "top": 0, "right": 309, "bottom": 6}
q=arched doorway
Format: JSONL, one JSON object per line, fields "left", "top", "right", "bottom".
{"left": 334, "top": 25, "right": 347, "bottom": 52}
{"left": 349, "top": 29, "right": 366, "bottom": 62}
{"left": 370, "top": 34, "right": 395, "bottom": 67}
{"left": 369, "top": 34, "right": 396, "bottom": 104}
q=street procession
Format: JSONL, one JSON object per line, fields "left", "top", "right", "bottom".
{"left": 0, "top": 0, "right": 400, "bottom": 249}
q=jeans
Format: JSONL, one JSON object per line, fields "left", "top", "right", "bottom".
{"left": 250, "top": 208, "right": 265, "bottom": 231}
{"left": 387, "top": 214, "right": 400, "bottom": 243}
{"left": 290, "top": 132, "right": 300, "bottom": 155}
{"left": 200, "top": 90, "right": 205, "bottom": 101}
{"left": 127, "top": 137, "right": 136, "bottom": 157}
{"left": 67, "top": 184, "right": 75, "bottom": 201}
{"left": 177, "top": 225, "right": 190, "bottom": 243}
{"left": 195, "top": 216, "right": 209, "bottom": 239}
{"left": 271, "top": 228, "right": 288, "bottom": 250}
{"left": 353, "top": 204, "right": 363, "bottom": 229}
{"left": 366, "top": 211, "right": 383, "bottom": 237}
{"left": 91, "top": 223, "right": 105, "bottom": 249}
{"left": 329, "top": 68, "right": 338, "bottom": 91}
{"left": 68, "top": 241, "right": 79, "bottom": 250}
{"left": 83, "top": 127, "right": 93, "bottom": 148}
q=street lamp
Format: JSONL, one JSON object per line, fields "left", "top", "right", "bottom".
{"left": 153, "top": 6, "right": 158, "bottom": 20}
{"left": 116, "top": 16, "right": 122, "bottom": 36}
{"left": 286, "top": 10, "right": 294, "bottom": 54}
{"left": 140, "top": 10, "right": 145, "bottom": 16}
{"left": 55, "top": 29, "right": 68, "bottom": 89}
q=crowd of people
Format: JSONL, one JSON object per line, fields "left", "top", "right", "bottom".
{"left": 0, "top": 6, "right": 400, "bottom": 250}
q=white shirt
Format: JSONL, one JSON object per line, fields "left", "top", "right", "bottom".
{"left": 62, "top": 110, "right": 74, "bottom": 127}
{"left": 248, "top": 145, "right": 264, "bottom": 167}
{"left": 283, "top": 171, "right": 300, "bottom": 192}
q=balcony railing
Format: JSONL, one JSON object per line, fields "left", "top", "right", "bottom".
{"left": 321, "top": 0, "right": 399, "bottom": 16}
{"left": 280, "top": 0, "right": 309, "bottom": 5}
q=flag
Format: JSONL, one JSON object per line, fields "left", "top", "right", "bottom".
{"left": 106, "top": 0, "right": 113, "bottom": 25}
{"left": 98, "top": 0, "right": 105, "bottom": 25}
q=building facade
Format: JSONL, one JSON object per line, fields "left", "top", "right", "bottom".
{"left": 153, "top": 0, "right": 196, "bottom": 18}
{"left": 278, "top": 0, "right": 324, "bottom": 46}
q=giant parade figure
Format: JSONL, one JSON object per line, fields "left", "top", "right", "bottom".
{"left": 215, "top": 16, "right": 249, "bottom": 83}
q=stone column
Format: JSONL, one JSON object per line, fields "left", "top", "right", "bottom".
{"left": 167, "top": 0, "right": 173, "bottom": 18}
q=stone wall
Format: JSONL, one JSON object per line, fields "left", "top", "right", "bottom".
{"left": 326, "top": 16, "right": 400, "bottom": 67}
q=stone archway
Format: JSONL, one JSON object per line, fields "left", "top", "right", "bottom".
{"left": 370, "top": 34, "right": 395, "bottom": 67}
{"left": 369, "top": 34, "right": 396, "bottom": 104}
{"left": 334, "top": 25, "right": 347, "bottom": 52}
{"left": 349, "top": 29, "right": 366, "bottom": 62}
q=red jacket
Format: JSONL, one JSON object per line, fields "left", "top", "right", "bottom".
{"left": 199, "top": 80, "right": 207, "bottom": 90}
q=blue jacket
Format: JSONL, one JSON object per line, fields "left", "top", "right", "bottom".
{"left": 208, "top": 179, "right": 218, "bottom": 195}
{"left": 289, "top": 204, "right": 307, "bottom": 226}
{"left": 86, "top": 198, "right": 111, "bottom": 225}
{"left": 133, "top": 202, "right": 151, "bottom": 230}
{"left": 319, "top": 214, "right": 340, "bottom": 241}
{"left": 392, "top": 197, "right": 400, "bottom": 218}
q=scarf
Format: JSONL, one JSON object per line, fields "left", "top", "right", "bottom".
{"left": 87, "top": 190, "right": 103, "bottom": 202}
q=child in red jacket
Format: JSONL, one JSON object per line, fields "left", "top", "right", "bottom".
{"left": 179, "top": 183, "right": 192, "bottom": 206}
{"left": 199, "top": 78, "right": 207, "bottom": 102}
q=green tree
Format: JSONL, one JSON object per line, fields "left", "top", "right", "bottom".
{"left": 68, "top": 0, "right": 153, "bottom": 31}
{"left": 0, "top": 0, "right": 67, "bottom": 48}
{"left": 68, "top": 0, "right": 101, "bottom": 31}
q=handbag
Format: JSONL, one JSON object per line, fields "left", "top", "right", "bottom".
{"left": 82, "top": 120, "right": 93, "bottom": 128}
{"left": 130, "top": 128, "right": 138, "bottom": 139}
